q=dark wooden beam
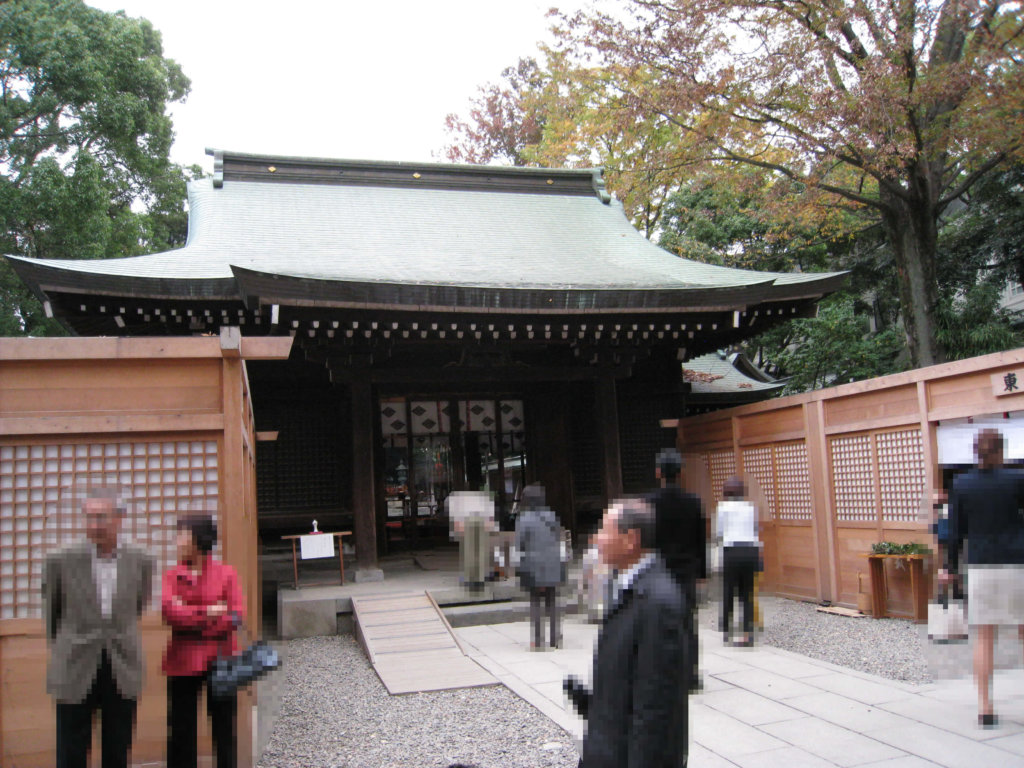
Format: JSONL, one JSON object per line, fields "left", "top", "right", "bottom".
{"left": 325, "top": 363, "right": 633, "bottom": 384}
{"left": 350, "top": 378, "right": 381, "bottom": 578}
{"left": 596, "top": 375, "right": 623, "bottom": 503}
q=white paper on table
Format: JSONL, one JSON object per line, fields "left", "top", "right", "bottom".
{"left": 300, "top": 533, "right": 335, "bottom": 560}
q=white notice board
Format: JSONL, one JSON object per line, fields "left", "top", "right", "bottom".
{"left": 300, "top": 533, "right": 335, "bottom": 560}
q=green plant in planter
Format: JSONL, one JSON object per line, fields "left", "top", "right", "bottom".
{"left": 871, "top": 541, "right": 931, "bottom": 555}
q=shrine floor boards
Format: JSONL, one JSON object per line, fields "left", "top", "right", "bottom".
{"left": 352, "top": 591, "right": 498, "bottom": 695}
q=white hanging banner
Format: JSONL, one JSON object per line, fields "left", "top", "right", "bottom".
{"left": 300, "top": 533, "right": 335, "bottom": 560}
{"left": 936, "top": 417, "right": 1024, "bottom": 465}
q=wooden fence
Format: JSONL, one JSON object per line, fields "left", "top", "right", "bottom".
{"left": 676, "top": 348, "right": 1024, "bottom": 616}
{"left": 0, "top": 332, "right": 291, "bottom": 767}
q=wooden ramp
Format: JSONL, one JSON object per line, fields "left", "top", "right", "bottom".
{"left": 351, "top": 591, "right": 498, "bottom": 695}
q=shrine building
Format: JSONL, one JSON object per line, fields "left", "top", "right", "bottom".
{"left": 6, "top": 149, "right": 845, "bottom": 579}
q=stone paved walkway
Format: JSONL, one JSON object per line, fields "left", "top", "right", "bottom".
{"left": 454, "top": 618, "right": 1024, "bottom": 767}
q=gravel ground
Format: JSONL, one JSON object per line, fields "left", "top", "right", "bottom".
{"left": 256, "top": 635, "right": 578, "bottom": 768}
{"left": 698, "top": 594, "right": 934, "bottom": 683}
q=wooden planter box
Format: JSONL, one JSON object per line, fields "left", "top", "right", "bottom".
{"left": 867, "top": 554, "right": 930, "bottom": 622}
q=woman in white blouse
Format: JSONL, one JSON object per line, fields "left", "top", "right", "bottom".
{"left": 716, "top": 477, "right": 761, "bottom": 646}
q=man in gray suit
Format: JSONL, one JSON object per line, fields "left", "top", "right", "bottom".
{"left": 43, "top": 487, "right": 155, "bottom": 768}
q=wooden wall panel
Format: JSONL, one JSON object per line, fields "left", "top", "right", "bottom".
{"left": 834, "top": 527, "right": 878, "bottom": 608}
{"left": 679, "top": 417, "right": 732, "bottom": 451}
{"left": 758, "top": 523, "right": 779, "bottom": 594}
{"left": 0, "top": 334, "right": 291, "bottom": 767}
{"left": 739, "top": 407, "right": 803, "bottom": 444}
{"left": 926, "top": 367, "right": 1024, "bottom": 418}
{"left": 0, "top": 360, "right": 222, "bottom": 417}
{"left": 678, "top": 348, "right": 1024, "bottom": 611}
{"left": 773, "top": 524, "right": 818, "bottom": 600}
{"left": 0, "top": 620, "right": 186, "bottom": 768}
{"left": 825, "top": 385, "right": 918, "bottom": 430}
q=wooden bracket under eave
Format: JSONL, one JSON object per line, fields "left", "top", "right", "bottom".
{"left": 256, "top": 431, "right": 279, "bottom": 442}
{"left": 240, "top": 336, "right": 293, "bottom": 360}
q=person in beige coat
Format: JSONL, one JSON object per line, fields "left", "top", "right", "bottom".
{"left": 42, "top": 487, "right": 155, "bottom": 768}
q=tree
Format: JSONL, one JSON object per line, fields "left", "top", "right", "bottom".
{"left": 765, "top": 295, "right": 905, "bottom": 392}
{"left": 939, "top": 163, "right": 1024, "bottom": 292}
{"left": 0, "top": 0, "right": 194, "bottom": 336}
{"left": 443, "top": 57, "right": 547, "bottom": 167}
{"left": 444, "top": 52, "right": 698, "bottom": 237}
{"left": 556, "top": 0, "right": 1024, "bottom": 367}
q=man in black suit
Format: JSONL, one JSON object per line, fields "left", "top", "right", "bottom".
{"left": 650, "top": 448, "right": 706, "bottom": 691}
{"left": 565, "top": 498, "right": 690, "bottom": 768}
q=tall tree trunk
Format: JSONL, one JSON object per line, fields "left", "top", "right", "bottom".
{"left": 879, "top": 182, "right": 944, "bottom": 368}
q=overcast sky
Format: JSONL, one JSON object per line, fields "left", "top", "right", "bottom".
{"left": 88, "top": 1, "right": 585, "bottom": 173}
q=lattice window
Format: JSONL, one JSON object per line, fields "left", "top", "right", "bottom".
{"left": 706, "top": 449, "right": 737, "bottom": 505}
{"left": 775, "top": 441, "right": 812, "bottom": 521}
{"left": 0, "top": 440, "right": 219, "bottom": 620}
{"left": 876, "top": 428, "right": 925, "bottom": 522}
{"left": 831, "top": 434, "right": 876, "bottom": 522}
{"left": 741, "top": 446, "right": 776, "bottom": 517}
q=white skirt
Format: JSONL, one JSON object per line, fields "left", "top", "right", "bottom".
{"left": 967, "top": 564, "right": 1024, "bottom": 626}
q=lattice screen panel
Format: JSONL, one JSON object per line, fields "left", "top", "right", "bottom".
{"left": 705, "top": 450, "right": 737, "bottom": 505}
{"left": 775, "top": 441, "right": 812, "bottom": 521}
{"left": 741, "top": 446, "right": 776, "bottom": 517}
{"left": 831, "top": 434, "right": 876, "bottom": 522}
{"left": 0, "top": 440, "right": 219, "bottom": 619}
{"left": 876, "top": 428, "right": 925, "bottom": 522}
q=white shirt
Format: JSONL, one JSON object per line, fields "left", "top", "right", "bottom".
{"left": 716, "top": 500, "right": 759, "bottom": 547}
{"left": 612, "top": 551, "right": 657, "bottom": 607}
{"left": 90, "top": 543, "right": 120, "bottom": 619}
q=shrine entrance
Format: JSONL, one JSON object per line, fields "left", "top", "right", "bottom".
{"left": 380, "top": 397, "right": 528, "bottom": 541}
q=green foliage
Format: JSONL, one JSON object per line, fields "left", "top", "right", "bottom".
{"left": 934, "top": 282, "right": 1022, "bottom": 361}
{"left": 0, "top": 0, "right": 195, "bottom": 336}
{"left": 938, "top": 165, "right": 1024, "bottom": 295}
{"left": 657, "top": 171, "right": 834, "bottom": 274}
{"left": 871, "top": 542, "right": 931, "bottom": 555}
{"left": 756, "top": 295, "right": 905, "bottom": 394}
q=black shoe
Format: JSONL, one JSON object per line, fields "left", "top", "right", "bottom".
{"left": 979, "top": 713, "right": 998, "bottom": 728}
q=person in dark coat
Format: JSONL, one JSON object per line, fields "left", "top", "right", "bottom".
{"left": 514, "top": 483, "right": 564, "bottom": 649}
{"left": 650, "top": 447, "right": 706, "bottom": 689}
{"left": 940, "top": 428, "right": 1024, "bottom": 727}
{"left": 565, "top": 497, "right": 690, "bottom": 768}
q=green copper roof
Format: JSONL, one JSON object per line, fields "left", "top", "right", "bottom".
{"left": 6, "top": 151, "right": 845, "bottom": 312}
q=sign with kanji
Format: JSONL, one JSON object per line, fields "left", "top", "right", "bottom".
{"left": 992, "top": 370, "right": 1024, "bottom": 397}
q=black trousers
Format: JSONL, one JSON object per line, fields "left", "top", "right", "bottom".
{"left": 529, "top": 586, "right": 559, "bottom": 647}
{"left": 167, "top": 674, "right": 237, "bottom": 768}
{"left": 56, "top": 651, "right": 137, "bottom": 768}
{"left": 682, "top": 577, "right": 699, "bottom": 685}
{"left": 722, "top": 545, "right": 760, "bottom": 636}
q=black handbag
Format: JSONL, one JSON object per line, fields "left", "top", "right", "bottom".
{"left": 209, "top": 613, "right": 281, "bottom": 699}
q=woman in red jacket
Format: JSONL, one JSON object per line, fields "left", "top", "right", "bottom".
{"left": 162, "top": 513, "right": 244, "bottom": 768}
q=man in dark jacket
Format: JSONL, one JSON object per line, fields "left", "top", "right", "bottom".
{"left": 565, "top": 497, "right": 690, "bottom": 768}
{"left": 650, "top": 448, "right": 706, "bottom": 690}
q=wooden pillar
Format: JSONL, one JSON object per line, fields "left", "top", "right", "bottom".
{"left": 449, "top": 398, "right": 466, "bottom": 492}
{"left": 218, "top": 329, "right": 254, "bottom": 768}
{"left": 525, "top": 385, "right": 576, "bottom": 535}
{"left": 596, "top": 374, "right": 623, "bottom": 502}
{"left": 805, "top": 399, "right": 837, "bottom": 604}
{"left": 351, "top": 378, "right": 382, "bottom": 580}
